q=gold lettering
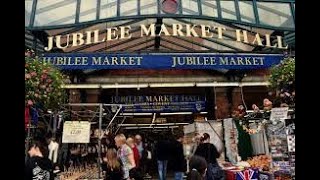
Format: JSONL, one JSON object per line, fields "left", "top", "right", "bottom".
{"left": 107, "top": 27, "right": 118, "bottom": 41}
{"left": 186, "top": 24, "right": 199, "bottom": 37}
{"left": 85, "top": 31, "right": 93, "bottom": 45}
{"left": 201, "top": 25, "right": 213, "bottom": 38}
{"left": 93, "top": 30, "right": 105, "bottom": 43}
{"left": 72, "top": 33, "right": 85, "bottom": 47}
{"left": 277, "top": 36, "right": 288, "bottom": 49}
{"left": 45, "top": 36, "right": 54, "bottom": 51}
{"left": 140, "top": 24, "right": 156, "bottom": 37}
{"left": 120, "top": 26, "right": 132, "bottom": 39}
{"left": 265, "top": 34, "right": 276, "bottom": 48}
{"left": 172, "top": 24, "right": 185, "bottom": 36}
{"left": 56, "top": 35, "right": 69, "bottom": 49}
{"left": 236, "top": 29, "right": 249, "bottom": 43}
{"left": 158, "top": 24, "right": 171, "bottom": 36}
{"left": 252, "top": 33, "right": 263, "bottom": 46}
{"left": 214, "top": 26, "right": 226, "bottom": 39}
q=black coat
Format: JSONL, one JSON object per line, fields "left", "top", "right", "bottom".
{"left": 170, "top": 140, "right": 187, "bottom": 172}
{"left": 155, "top": 140, "right": 171, "bottom": 161}
{"left": 194, "top": 143, "right": 220, "bottom": 164}
{"left": 25, "top": 156, "right": 54, "bottom": 180}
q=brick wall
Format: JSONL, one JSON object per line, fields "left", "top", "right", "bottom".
{"left": 215, "top": 88, "right": 230, "bottom": 119}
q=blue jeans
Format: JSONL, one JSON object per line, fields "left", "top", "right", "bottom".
{"left": 157, "top": 160, "right": 168, "bottom": 180}
{"left": 174, "top": 172, "right": 184, "bottom": 180}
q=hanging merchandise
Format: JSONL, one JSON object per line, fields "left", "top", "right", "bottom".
{"left": 30, "top": 108, "right": 39, "bottom": 126}
{"left": 48, "top": 139, "right": 59, "bottom": 164}
{"left": 266, "top": 122, "right": 291, "bottom": 174}
{"left": 57, "top": 113, "right": 63, "bottom": 130}
{"left": 234, "top": 120, "right": 253, "bottom": 161}
{"left": 25, "top": 107, "right": 30, "bottom": 130}
{"left": 248, "top": 123, "right": 269, "bottom": 156}
{"left": 223, "top": 118, "right": 240, "bottom": 164}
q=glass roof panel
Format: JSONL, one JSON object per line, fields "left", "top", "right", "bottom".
{"left": 34, "top": 0, "right": 77, "bottom": 27}
{"left": 26, "top": 0, "right": 295, "bottom": 32}
{"left": 140, "top": 0, "right": 157, "bottom": 15}
{"left": 79, "top": 0, "right": 97, "bottom": 22}
{"left": 257, "top": 2, "right": 294, "bottom": 28}
{"left": 100, "top": 0, "right": 117, "bottom": 19}
{"left": 220, "top": 0, "right": 237, "bottom": 20}
{"left": 201, "top": 0, "right": 218, "bottom": 17}
{"left": 120, "top": 0, "right": 138, "bottom": 16}
{"left": 25, "top": 0, "right": 33, "bottom": 26}
{"left": 182, "top": 0, "right": 199, "bottom": 15}
{"left": 239, "top": 1, "right": 255, "bottom": 23}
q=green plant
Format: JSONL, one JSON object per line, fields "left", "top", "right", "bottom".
{"left": 269, "top": 57, "right": 295, "bottom": 91}
{"left": 25, "top": 50, "right": 67, "bottom": 110}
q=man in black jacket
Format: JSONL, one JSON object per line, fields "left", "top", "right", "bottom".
{"left": 25, "top": 140, "right": 54, "bottom": 180}
{"left": 171, "top": 131, "right": 187, "bottom": 180}
{"left": 155, "top": 133, "right": 171, "bottom": 180}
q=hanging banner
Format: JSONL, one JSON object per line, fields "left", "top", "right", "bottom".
{"left": 109, "top": 94, "right": 206, "bottom": 113}
{"left": 62, "top": 121, "right": 91, "bottom": 143}
{"left": 40, "top": 53, "right": 283, "bottom": 70}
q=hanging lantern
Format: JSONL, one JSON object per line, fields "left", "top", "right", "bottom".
{"left": 162, "top": 0, "right": 178, "bottom": 14}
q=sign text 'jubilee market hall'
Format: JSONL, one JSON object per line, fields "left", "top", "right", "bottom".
{"left": 44, "top": 23, "right": 288, "bottom": 52}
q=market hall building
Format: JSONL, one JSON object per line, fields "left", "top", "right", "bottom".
{"left": 25, "top": 0, "right": 295, "bottom": 133}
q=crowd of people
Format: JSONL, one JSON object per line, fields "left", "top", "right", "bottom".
{"left": 25, "top": 131, "right": 224, "bottom": 180}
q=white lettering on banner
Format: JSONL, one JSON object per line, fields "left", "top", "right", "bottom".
{"left": 62, "top": 121, "right": 91, "bottom": 143}
{"left": 44, "top": 23, "right": 288, "bottom": 51}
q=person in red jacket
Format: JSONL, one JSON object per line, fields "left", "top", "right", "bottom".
{"left": 127, "top": 137, "right": 140, "bottom": 168}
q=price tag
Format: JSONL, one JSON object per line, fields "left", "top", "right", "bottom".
{"left": 62, "top": 121, "right": 91, "bottom": 143}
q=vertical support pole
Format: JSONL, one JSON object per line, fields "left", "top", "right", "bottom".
{"left": 53, "top": 111, "right": 58, "bottom": 138}
{"left": 98, "top": 103, "right": 103, "bottom": 179}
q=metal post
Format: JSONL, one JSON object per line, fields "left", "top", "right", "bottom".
{"left": 53, "top": 111, "right": 57, "bottom": 138}
{"left": 25, "top": 113, "right": 32, "bottom": 163}
{"left": 98, "top": 103, "right": 103, "bottom": 179}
